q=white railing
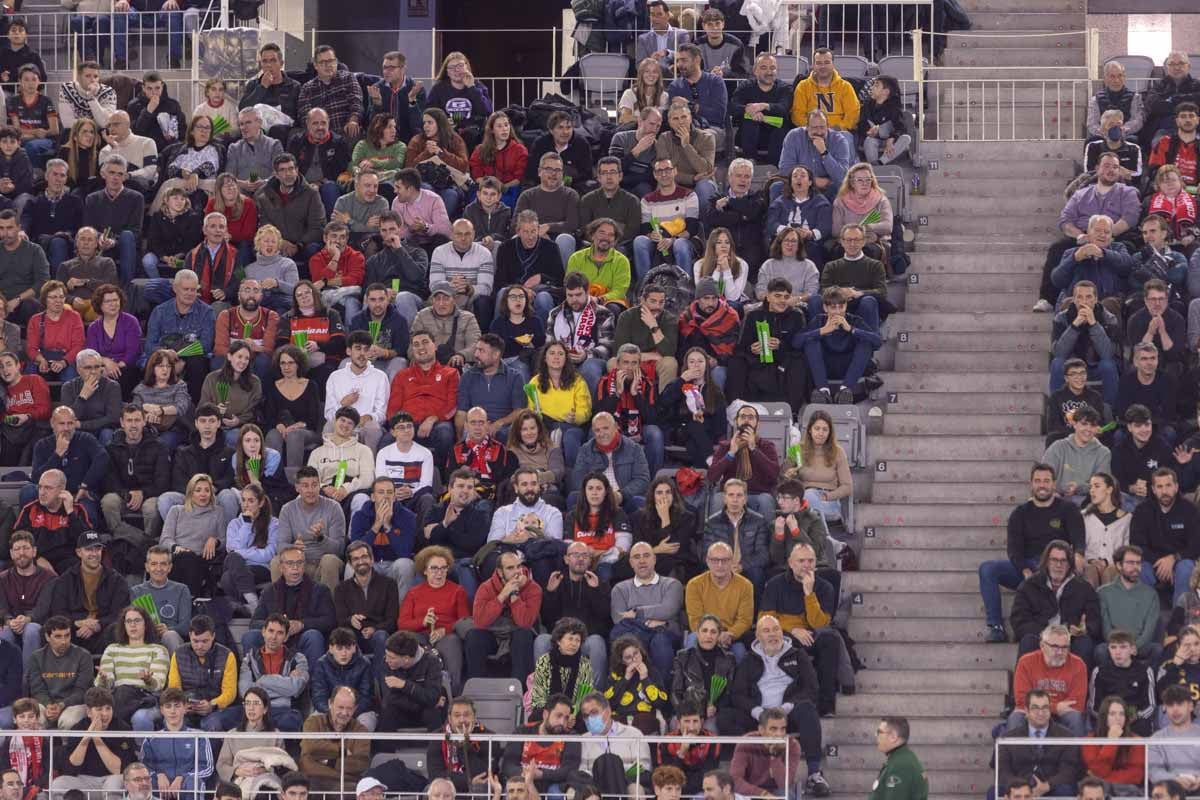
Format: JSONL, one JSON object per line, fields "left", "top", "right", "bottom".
{"left": 994, "top": 735, "right": 1170, "bottom": 799}
{"left": 30, "top": 727, "right": 791, "bottom": 799}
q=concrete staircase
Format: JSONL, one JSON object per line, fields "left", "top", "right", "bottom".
{"left": 816, "top": 1, "right": 1090, "bottom": 792}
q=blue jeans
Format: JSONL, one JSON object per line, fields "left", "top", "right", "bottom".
{"left": 534, "top": 632, "right": 609, "bottom": 690}
{"left": 978, "top": 558, "right": 1038, "bottom": 627}
{"left": 25, "top": 362, "right": 78, "bottom": 382}
{"left": 555, "top": 234, "right": 577, "bottom": 268}
{"left": 1141, "top": 558, "right": 1197, "bottom": 604}
{"left": 808, "top": 294, "right": 880, "bottom": 333}
{"left": 609, "top": 619, "right": 679, "bottom": 680}
{"left": 136, "top": 10, "right": 187, "bottom": 61}
{"left": 394, "top": 291, "right": 423, "bottom": 324}
{"left": 241, "top": 629, "right": 326, "bottom": 679}
{"left": 132, "top": 708, "right": 161, "bottom": 731}
{"left": 417, "top": 421, "right": 456, "bottom": 471}
{"left": 533, "top": 290, "right": 555, "bottom": 323}
{"left": 103, "top": 230, "right": 138, "bottom": 284}
{"left": 21, "top": 138, "right": 55, "bottom": 170}
{"left": 804, "top": 489, "right": 842, "bottom": 522}
{"left": 317, "top": 181, "right": 341, "bottom": 219}
{"left": 1049, "top": 356, "right": 1119, "bottom": 410}
{"left": 579, "top": 357, "right": 606, "bottom": 396}
{"left": 546, "top": 419, "right": 585, "bottom": 466}
{"left": 0, "top": 624, "right": 41, "bottom": 669}
{"left": 452, "top": 557, "right": 480, "bottom": 603}
{"left": 42, "top": 235, "right": 73, "bottom": 271}
{"left": 803, "top": 337, "right": 874, "bottom": 393}
{"left": 633, "top": 236, "right": 693, "bottom": 283}
{"left": 691, "top": 178, "right": 718, "bottom": 210}
{"left": 643, "top": 424, "right": 664, "bottom": 478}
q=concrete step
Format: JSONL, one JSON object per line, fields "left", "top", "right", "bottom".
{"left": 942, "top": 47, "right": 1086, "bottom": 68}
{"left": 959, "top": 0, "right": 1083, "bottom": 11}
{"left": 859, "top": 548, "right": 1007, "bottom": 572}
{"left": 883, "top": 392, "right": 1045, "bottom": 415}
{"left": 844, "top": 571, "right": 983, "bottom": 593}
{"left": 926, "top": 159, "right": 1078, "bottom": 180}
{"left": 872, "top": 481, "right": 1031, "bottom": 504}
{"left": 911, "top": 194, "right": 1063, "bottom": 216}
{"left": 913, "top": 237, "right": 1055, "bottom": 252}
{"left": 831, "top": 742, "right": 993, "bottom": 770}
{"left": 968, "top": 12, "right": 1085, "bottom": 30}
{"left": 935, "top": 84, "right": 1090, "bottom": 108}
{"left": 903, "top": 292, "right": 1042, "bottom": 313}
{"left": 893, "top": 351, "right": 1047, "bottom": 372}
{"left": 932, "top": 106, "right": 1086, "bottom": 139}
{"left": 872, "top": 460, "right": 1035, "bottom": 483}
{"left": 824, "top": 715, "right": 1001, "bottom": 746}
{"left": 875, "top": 371, "right": 1047, "bottom": 392}
{"left": 856, "top": 642, "right": 1018, "bottom": 670}
{"left": 947, "top": 33, "right": 1082, "bottom": 49}
{"left": 823, "top": 768, "right": 994, "bottom": 795}
{"left": 905, "top": 273, "right": 1042, "bottom": 293}
{"left": 888, "top": 312, "right": 1050, "bottom": 333}
{"left": 836, "top": 692, "right": 1005, "bottom": 717}
{"left": 862, "top": 526, "right": 1009, "bottom": 549}
{"left": 916, "top": 213, "right": 1061, "bottom": 238}
{"left": 910, "top": 252, "right": 1044, "bottom": 272}
{"left": 856, "top": 502, "right": 1016, "bottom": 526}
{"left": 924, "top": 139, "right": 1084, "bottom": 160}
{"left": 852, "top": 592, "right": 1009, "bottom": 619}
{"left": 896, "top": 331, "right": 1048, "bottom": 352}
{"left": 882, "top": 413, "right": 1041, "bottom": 435}
{"left": 925, "top": 175, "right": 1071, "bottom": 198}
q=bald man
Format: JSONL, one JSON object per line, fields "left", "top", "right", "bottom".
{"left": 430, "top": 218, "right": 497, "bottom": 327}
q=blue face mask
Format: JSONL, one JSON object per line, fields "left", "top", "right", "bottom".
{"left": 1107, "top": 125, "right": 1123, "bottom": 142}
{"left": 585, "top": 714, "right": 606, "bottom": 734}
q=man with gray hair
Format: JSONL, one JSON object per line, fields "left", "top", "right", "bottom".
{"left": 514, "top": 151, "right": 581, "bottom": 267}
{"left": 1087, "top": 59, "right": 1145, "bottom": 140}
{"left": 144, "top": 269, "right": 215, "bottom": 398}
{"left": 703, "top": 156, "right": 767, "bottom": 271}
{"left": 82, "top": 153, "right": 144, "bottom": 284}
{"left": 56, "top": 226, "right": 117, "bottom": 317}
{"left": 98, "top": 110, "right": 158, "bottom": 193}
{"left": 60, "top": 349, "right": 121, "bottom": 445}
{"left": 1050, "top": 211, "right": 1138, "bottom": 309}
{"left": 227, "top": 106, "right": 283, "bottom": 194}
{"left": 1083, "top": 109, "right": 1143, "bottom": 182}
{"left": 24, "top": 158, "right": 82, "bottom": 270}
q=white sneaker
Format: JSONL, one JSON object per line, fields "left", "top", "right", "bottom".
{"left": 1031, "top": 299, "right": 1053, "bottom": 313}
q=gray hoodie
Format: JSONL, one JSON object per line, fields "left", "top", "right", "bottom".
{"left": 1148, "top": 722, "right": 1200, "bottom": 782}
{"left": 752, "top": 638, "right": 795, "bottom": 715}
{"left": 26, "top": 643, "right": 94, "bottom": 706}
{"left": 1042, "top": 435, "right": 1112, "bottom": 497}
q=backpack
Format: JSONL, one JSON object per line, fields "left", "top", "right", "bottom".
{"left": 638, "top": 263, "right": 695, "bottom": 320}
{"left": 528, "top": 94, "right": 583, "bottom": 133}
{"left": 571, "top": 0, "right": 606, "bottom": 23}
{"left": 889, "top": 216, "right": 910, "bottom": 275}
{"left": 604, "top": 0, "right": 639, "bottom": 45}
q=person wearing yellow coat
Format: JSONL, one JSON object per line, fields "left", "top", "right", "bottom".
{"left": 526, "top": 340, "right": 593, "bottom": 466}
{"left": 789, "top": 48, "right": 861, "bottom": 131}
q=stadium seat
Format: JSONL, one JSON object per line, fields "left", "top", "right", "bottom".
{"left": 801, "top": 404, "right": 868, "bottom": 470}
{"left": 1110, "top": 54, "right": 1155, "bottom": 92}
{"left": 577, "top": 52, "right": 634, "bottom": 111}
{"left": 877, "top": 54, "right": 927, "bottom": 112}
{"left": 461, "top": 678, "right": 524, "bottom": 734}
{"left": 755, "top": 401, "right": 794, "bottom": 458}
{"left": 833, "top": 53, "right": 874, "bottom": 81}
{"left": 776, "top": 54, "right": 810, "bottom": 85}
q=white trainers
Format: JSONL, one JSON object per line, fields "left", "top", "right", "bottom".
{"left": 1031, "top": 299, "right": 1054, "bottom": 313}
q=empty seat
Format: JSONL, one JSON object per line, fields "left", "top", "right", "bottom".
{"left": 461, "top": 677, "right": 524, "bottom": 734}
{"left": 1109, "top": 54, "right": 1155, "bottom": 92}
{"left": 877, "top": 54, "right": 927, "bottom": 111}
{"left": 577, "top": 52, "right": 633, "bottom": 110}
{"left": 833, "top": 54, "right": 874, "bottom": 81}
{"left": 776, "top": 54, "right": 809, "bottom": 86}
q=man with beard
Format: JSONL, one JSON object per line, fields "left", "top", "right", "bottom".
{"left": 731, "top": 54, "right": 793, "bottom": 164}
{"left": 465, "top": 551, "right": 542, "bottom": 682}
{"left": 42, "top": 532, "right": 131, "bottom": 655}
{"left": 348, "top": 283, "right": 409, "bottom": 380}
{"left": 547, "top": 271, "right": 615, "bottom": 394}
{"left": 347, "top": 481, "right": 417, "bottom": 608}
{"left": 536, "top": 541, "right": 611, "bottom": 678}
{"left": 726, "top": 278, "right": 807, "bottom": 403}
{"left": 501, "top": 694, "right": 583, "bottom": 794}
{"left": 1132, "top": 467, "right": 1200, "bottom": 602}
{"left": 50, "top": 687, "right": 135, "bottom": 796}
{"left": 1149, "top": 101, "right": 1199, "bottom": 188}
{"left": 299, "top": 686, "right": 370, "bottom": 790}
{"left": 729, "top": 707, "right": 804, "bottom": 799}
{"left": 564, "top": 217, "right": 631, "bottom": 319}
{"left": 427, "top": 697, "right": 501, "bottom": 795}
{"left": 979, "top": 465, "right": 1085, "bottom": 643}
{"left": 100, "top": 404, "right": 170, "bottom": 556}
{"left": 214, "top": 280, "right": 280, "bottom": 380}
{"left": 423, "top": 468, "right": 491, "bottom": 600}
{"left": 447, "top": 406, "right": 518, "bottom": 505}
{"left": 677, "top": 278, "right": 741, "bottom": 385}
{"left": 232, "top": 613, "right": 308, "bottom": 732}
{"left": 702, "top": 770, "right": 737, "bottom": 800}
{"left": 456, "top": 335, "right": 525, "bottom": 439}
{"left": 486, "top": 468, "right": 565, "bottom": 583}
{"left": 1010, "top": 540, "right": 1102, "bottom": 673}
{"left": 0, "top": 532, "right": 52, "bottom": 666}
{"left": 702, "top": 159, "right": 767, "bottom": 272}
{"left": 655, "top": 700, "right": 720, "bottom": 794}
{"left": 254, "top": 153, "right": 326, "bottom": 268}
{"left": 1050, "top": 281, "right": 1121, "bottom": 411}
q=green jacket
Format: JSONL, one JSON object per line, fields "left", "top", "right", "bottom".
{"left": 868, "top": 744, "right": 928, "bottom": 800}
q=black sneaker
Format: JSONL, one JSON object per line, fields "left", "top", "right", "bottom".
{"left": 834, "top": 385, "right": 854, "bottom": 404}
{"left": 811, "top": 388, "right": 832, "bottom": 404}
{"left": 985, "top": 624, "right": 1008, "bottom": 643}
{"left": 807, "top": 771, "right": 832, "bottom": 797}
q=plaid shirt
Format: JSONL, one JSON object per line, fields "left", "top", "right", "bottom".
{"left": 297, "top": 69, "right": 363, "bottom": 135}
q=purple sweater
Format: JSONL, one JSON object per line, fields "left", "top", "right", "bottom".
{"left": 86, "top": 312, "right": 142, "bottom": 366}
{"left": 1059, "top": 183, "right": 1141, "bottom": 231}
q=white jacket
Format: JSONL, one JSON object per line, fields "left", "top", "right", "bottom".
{"left": 581, "top": 721, "right": 652, "bottom": 779}
{"left": 324, "top": 363, "right": 389, "bottom": 423}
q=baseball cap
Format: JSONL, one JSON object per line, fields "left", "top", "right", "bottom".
{"left": 356, "top": 778, "right": 387, "bottom": 795}
{"left": 77, "top": 531, "right": 105, "bottom": 549}
{"left": 430, "top": 281, "right": 454, "bottom": 297}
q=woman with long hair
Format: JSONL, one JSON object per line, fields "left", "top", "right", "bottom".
{"left": 426, "top": 51, "right": 491, "bottom": 148}
{"left": 220, "top": 483, "right": 279, "bottom": 617}
{"left": 405, "top": 107, "right": 469, "bottom": 217}
{"left": 793, "top": 409, "right": 852, "bottom": 524}
{"left": 506, "top": 409, "right": 566, "bottom": 506}
{"left": 25, "top": 280, "right": 84, "bottom": 381}
{"left": 756, "top": 227, "right": 819, "bottom": 305}
{"left": 660, "top": 347, "right": 728, "bottom": 468}
{"left": 155, "top": 114, "right": 226, "bottom": 211}
{"left": 527, "top": 341, "right": 591, "bottom": 466}
{"left": 618, "top": 58, "right": 668, "bottom": 125}
{"left": 263, "top": 344, "right": 324, "bottom": 474}
{"left": 1082, "top": 695, "right": 1146, "bottom": 791}
{"left": 1080, "top": 472, "right": 1130, "bottom": 588}
{"left": 765, "top": 164, "right": 833, "bottom": 271}
{"left": 528, "top": 617, "right": 597, "bottom": 720}
{"left": 160, "top": 473, "right": 230, "bottom": 599}
{"left": 670, "top": 614, "right": 737, "bottom": 733}
{"left": 832, "top": 162, "right": 893, "bottom": 263}
{"left": 96, "top": 605, "right": 169, "bottom": 730}
{"left": 132, "top": 348, "right": 192, "bottom": 449}
{"left": 205, "top": 172, "right": 258, "bottom": 264}
{"left": 604, "top": 635, "right": 669, "bottom": 735}
{"left": 277, "top": 280, "right": 346, "bottom": 387}
{"left": 569, "top": 472, "right": 631, "bottom": 584}
{"left": 86, "top": 284, "right": 143, "bottom": 398}
{"left": 627, "top": 477, "right": 699, "bottom": 581}
{"left": 199, "top": 339, "right": 263, "bottom": 446}
{"left": 489, "top": 286, "right": 545, "bottom": 376}
{"left": 469, "top": 111, "right": 527, "bottom": 207}
{"left": 694, "top": 228, "right": 748, "bottom": 306}
{"left": 58, "top": 118, "right": 101, "bottom": 198}
{"left": 352, "top": 113, "right": 408, "bottom": 185}
{"left": 218, "top": 423, "right": 291, "bottom": 512}
{"left": 215, "top": 686, "right": 287, "bottom": 782}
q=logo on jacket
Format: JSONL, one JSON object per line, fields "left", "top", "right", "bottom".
{"left": 815, "top": 92, "right": 836, "bottom": 114}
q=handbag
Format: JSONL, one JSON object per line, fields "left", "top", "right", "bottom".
{"left": 434, "top": 311, "right": 461, "bottom": 364}
{"left": 417, "top": 159, "right": 455, "bottom": 191}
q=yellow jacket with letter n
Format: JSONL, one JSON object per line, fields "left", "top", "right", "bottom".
{"left": 790, "top": 68, "right": 862, "bottom": 130}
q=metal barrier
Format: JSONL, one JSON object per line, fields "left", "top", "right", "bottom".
{"left": 994, "top": 735, "right": 1163, "bottom": 799}
{"left": 30, "top": 727, "right": 792, "bottom": 799}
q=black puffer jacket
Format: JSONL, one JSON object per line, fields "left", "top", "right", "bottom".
{"left": 40, "top": 565, "right": 130, "bottom": 629}
{"left": 105, "top": 429, "right": 171, "bottom": 497}
{"left": 169, "top": 430, "right": 235, "bottom": 493}
{"left": 1009, "top": 571, "right": 1102, "bottom": 641}
{"left": 671, "top": 644, "right": 736, "bottom": 711}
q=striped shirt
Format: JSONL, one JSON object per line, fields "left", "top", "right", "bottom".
{"left": 429, "top": 241, "right": 496, "bottom": 298}
{"left": 640, "top": 186, "right": 699, "bottom": 228}
{"left": 98, "top": 642, "right": 170, "bottom": 690}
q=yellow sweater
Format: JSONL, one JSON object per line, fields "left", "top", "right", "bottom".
{"left": 761, "top": 592, "right": 832, "bottom": 634}
{"left": 790, "top": 69, "right": 862, "bottom": 130}
{"left": 529, "top": 374, "right": 592, "bottom": 425}
{"left": 168, "top": 649, "right": 240, "bottom": 710}
{"left": 685, "top": 572, "right": 755, "bottom": 640}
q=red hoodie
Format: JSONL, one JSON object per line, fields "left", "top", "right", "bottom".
{"left": 472, "top": 565, "right": 542, "bottom": 629}
{"left": 469, "top": 139, "right": 529, "bottom": 185}
{"left": 310, "top": 245, "right": 365, "bottom": 288}
{"left": 4, "top": 374, "right": 50, "bottom": 420}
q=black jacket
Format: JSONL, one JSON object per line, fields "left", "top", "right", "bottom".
{"left": 1010, "top": 571, "right": 1102, "bottom": 642}
{"left": 702, "top": 191, "right": 768, "bottom": 262}
{"left": 239, "top": 74, "right": 303, "bottom": 125}
{"left": 128, "top": 92, "right": 188, "bottom": 152}
{"left": 333, "top": 571, "right": 399, "bottom": 636}
{"left": 1088, "top": 660, "right": 1156, "bottom": 734}
{"left": 40, "top": 564, "right": 131, "bottom": 630}
{"left": 671, "top": 644, "right": 736, "bottom": 711}
{"left": 494, "top": 236, "right": 565, "bottom": 289}
{"left": 1112, "top": 433, "right": 1177, "bottom": 496}
{"left": 1130, "top": 496, "right": 1200, "bottom": 564}
{"left": 501, "top": 722, "right": 583, "bottom": 788}
{"left": 737, "top": 305, "right": 806, "bottom": 361}
{"left": 250, "top": 576, "right": 335, "bottom": 640}
{"left": 540, "top": 574, "right": 611, "bottom": 638}
{"left": 995, "top": 721, "right": 1081, "bottom": 790}
{"left": 425, "top": 500, "right": 491, "bottom": 561}
{"left": 144, "top": 208, "right": 204, "bottom": 258}
{"left": 364, "top": 243, "right": 430, "bottom": 299}
{"left": 170, "top": 431, "right": 235, "bottom": 493}
{"left": 380, "top": 645, "right": 446, "bottom": 714}
{"left": 105, "top": 429, "right": 171, "bottom": 497}
{"left": 427, "top": 721, "right": 502, "bottom": 792}
{"left": 731, "top": 638, "right": 818, "bottom": 713}
{"left": 287, "top": 130, "right": 351, "bottom": 183}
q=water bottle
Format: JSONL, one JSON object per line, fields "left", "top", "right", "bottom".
{"left": 786, "top": 421, "right": 803, "bottom": 467}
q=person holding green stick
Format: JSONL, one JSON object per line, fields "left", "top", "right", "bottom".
{"left": 731, "top": 52, "right": 794, "bottom": 164}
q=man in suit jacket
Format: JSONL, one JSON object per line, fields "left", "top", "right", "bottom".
{"left": 993, "top": 689, "right": 1081, "bottom": 800}
{"left": 635, "top": 0, "right": 692, "bottom": 71}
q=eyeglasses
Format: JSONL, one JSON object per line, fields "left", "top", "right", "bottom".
{"left": 280, "top": 559, "right": 305, "bottom": 567}
{"left": 540, "top": 167, "right": 563, "bottom": 174}
{"left": 654, "top": 167, "right": 675, "bottom": 174}
{"left": 426, "top": 565, "right": 449, "bottom": 572}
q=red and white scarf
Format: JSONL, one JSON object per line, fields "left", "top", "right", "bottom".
{"left": 554, "top": 301, "right": 597, "bottom": 349}
{"left": 1149, "top": 191, "right": 1198, "bottom": 238}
